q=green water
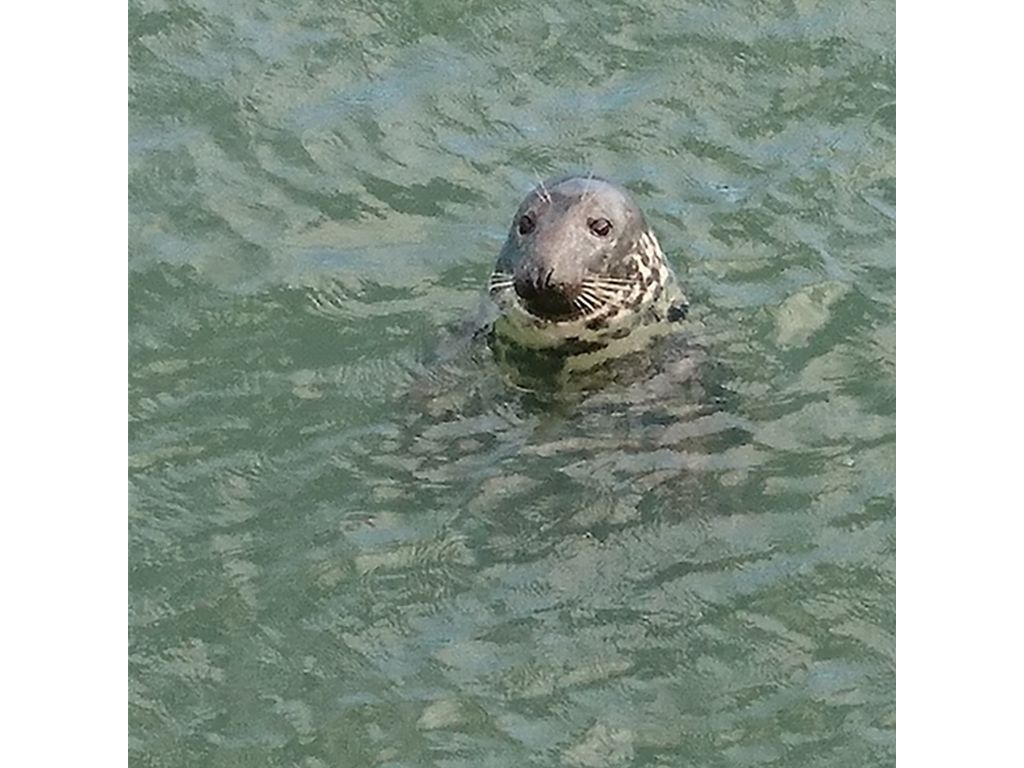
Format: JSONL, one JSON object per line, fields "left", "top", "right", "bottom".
{"left": 129, "top": 1, "right": 895, "bottom": 765}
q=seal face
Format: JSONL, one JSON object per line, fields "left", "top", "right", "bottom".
{"left": 488, "top": 176, "right": 688, "bottom": 370}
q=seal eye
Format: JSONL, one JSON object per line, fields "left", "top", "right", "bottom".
{"left": 588, "top": 217, "right": 613, "bottom": 237}
{"left": 517, "top": 214, "right": 536, "bottom": 235}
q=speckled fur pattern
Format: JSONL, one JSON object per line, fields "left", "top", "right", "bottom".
{"left": 487, "top": 177, "right": 688, "bottom": 371}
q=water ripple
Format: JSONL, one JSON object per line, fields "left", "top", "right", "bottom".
{"left": 130, "top": 0, "right": 894, "bottom": 764}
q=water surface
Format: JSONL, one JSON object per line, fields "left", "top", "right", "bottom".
{"left": 129, "top": 1, "right": 896, "bottom": 765}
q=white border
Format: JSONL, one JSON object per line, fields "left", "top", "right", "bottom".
{"left": 901, "top": 4, "right": 1022, "bottom": 765}
{"left": 11, "top": 2, "right": 1023, "bottom": 764}
{"left": 5, "top": 5, "right": 125, "bottom": 763}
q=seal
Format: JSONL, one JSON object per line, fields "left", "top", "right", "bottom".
{"left": 487, "top": 176, "right": 689, "bottom": 372}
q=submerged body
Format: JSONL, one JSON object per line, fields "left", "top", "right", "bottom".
{"left": 488, "top": 176, "right": 689, "bottom": 373}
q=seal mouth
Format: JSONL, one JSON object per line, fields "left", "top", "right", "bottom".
{"left": 489, "top": 270, "right": 633, "bottom": 324}
{"left": 520, "top": 294, "right": 579, "bottom": 321}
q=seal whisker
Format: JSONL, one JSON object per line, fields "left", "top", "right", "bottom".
{"left": 580, "top": 287, "right": 619, "bottom": 300}
{"left": 581, "top": 283, "right": 629, "bottom": 299}
{"left": 583, "top": 283, "right": 634, "bottom": 294}
{"left": 583, "top": 287, "right": 634, "bottom": 301}
{"left": 584, "top": 276, "right": 635, "bottom": 286}
{"left": 580, "top": 287, "right": 629, "bottom": 311}
{"left": 531, "top": 171, "right": 552, "bottom": 204}
{"left": 575, "top": 290, "right": 603, "bottom": 314}
{"left": 589, "top": 276, "right": 634, "bottom": 286}
{"left": 582, "top": 282, "right": 631, "bottom": 294}
{"left": 580, "top": 287, "right": 626, "bottom": 312}
{"left": 538, "top": 176, "right": 552, "bottom": 204}
{"left": 581, "top": 168, "right": 596, "bottom": 205}
{"left": 586, "top": 298, "right": 627, "bottom": 314}
{"left": 571, "top": 295, "right": 594, "bottom": 316}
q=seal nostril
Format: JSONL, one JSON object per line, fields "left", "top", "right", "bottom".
{"left": 512, "top": 268, "right": 583, "bottom": 320}
{"left": 513, "top": 274, "right": 535, "bottom": 301}
{"left": 514, "top": 269, "right": 557, "bottom": 301}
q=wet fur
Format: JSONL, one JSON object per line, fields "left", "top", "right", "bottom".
{"left": 488, "top": 177, "right": 688, "bottom": 373}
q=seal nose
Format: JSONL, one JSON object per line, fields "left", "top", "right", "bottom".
{"left": 514, "top": 269, "right": 579, "bottom": 319}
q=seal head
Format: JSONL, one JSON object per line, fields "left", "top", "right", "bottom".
{"left": 488, "top": 176, "right": 687, "bottom": 367}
